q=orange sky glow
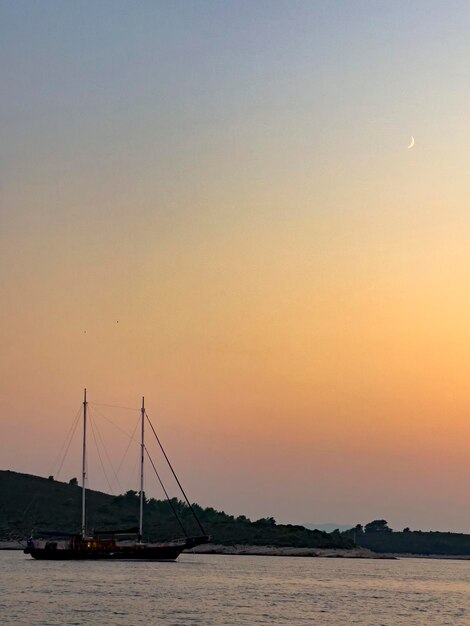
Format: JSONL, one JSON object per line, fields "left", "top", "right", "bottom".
{"left": 1, "top": 2, "right": 469, "bottom": 532}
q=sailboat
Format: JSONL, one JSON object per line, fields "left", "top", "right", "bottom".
{"left": 24, "top": 390, "right": 210, "bottom": 560}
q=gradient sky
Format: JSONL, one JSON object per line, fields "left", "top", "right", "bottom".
{"left": 1, "top": 1, "right": 469, "bottom": 532}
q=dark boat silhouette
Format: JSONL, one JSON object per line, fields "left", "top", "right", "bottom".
{"left": 24, "top": 391, "right": 210, "bottom": 561}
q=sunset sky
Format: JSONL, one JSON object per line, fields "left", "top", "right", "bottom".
{"left": 1, "top": 1, "right": 469, "bottom": 532}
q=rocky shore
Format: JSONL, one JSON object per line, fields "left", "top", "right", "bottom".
{"left": 186, "top": 543, "right": 392, "bottom": 558}
{"left": 0, "top": 541, "right": 24, "bottom": 550}
{"left": 386, "top": 553, "right": 470, "bottom": 560}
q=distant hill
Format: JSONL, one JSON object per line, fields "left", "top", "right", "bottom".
{"left": 356, "top": 530, "right": 470, "bottom": 556}
{"left": 0, "top": 470, "right": 353, "bottom": 549}
{"left": 303, "top": 523, "right": 353, "bottom": 533}
{"left": 349, "top": 520, "right": 470, "bottom": 556}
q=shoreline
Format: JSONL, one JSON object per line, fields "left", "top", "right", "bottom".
{"left": 186, "top": 543, "right": 393, "bottom": 558}
{"left": 0, "top": 542, "right": 24, "bottom": 550}
{"left": 0, "top": 541, "right": 387, "bottom": 557}
{"left": 384, "top": 552, "right": 470, "bottom": 561}
{"left": 2, "top": 541, "right": 469, "bottom": 560}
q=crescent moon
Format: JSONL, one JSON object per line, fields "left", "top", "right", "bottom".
{"left": 407, "top": 136, "right": 415, "bottom": 149}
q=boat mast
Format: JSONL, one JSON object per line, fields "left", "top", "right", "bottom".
{"left": 139, "top": 396, "right": 145, "bottom": 542}
{"left": 81, "top": 388, "right": 87, "bottom": 538}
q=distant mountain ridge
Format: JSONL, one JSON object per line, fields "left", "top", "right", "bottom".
{"left": 0, "top": 470, "right": 353, "bottom": 550}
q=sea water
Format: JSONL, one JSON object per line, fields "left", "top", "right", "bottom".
{"left": 0, "top": 551, "right": 468, "bottom": 625}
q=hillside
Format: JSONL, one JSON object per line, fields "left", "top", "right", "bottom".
{"left": 357, "top": 530, "right": 470, "bottom": 556}
{"left": 350, "top": 520, "right": 470, "bottom": 556}
{"left": 0, "top": 470, "right": 352, "bottom": 549}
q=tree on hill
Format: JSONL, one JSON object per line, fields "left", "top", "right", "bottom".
{"left": 364, "top": 519, "right": 392, "bottom": 533}
{"left": 253, "top": 517, "right": 276, "bottom": 527}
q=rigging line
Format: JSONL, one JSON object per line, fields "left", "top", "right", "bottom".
{"left": 91, "top": 403, "right": 140, "bottom": 496}
{"left": 89, "top": 402, "right": 140, "bottom": 412}
{"left": 55, "top": 409, "right": 82, "bottom": 479}
{"left": 88, "top": 410, "right": 115, "bottom": 496}
{"left": 90, "top": 409, "right": 123, "bottom": 494}
{"left": 21, "top": 406, "right": 82, "bottom": 525}
{"left": 89, "top": 404, "right": 140, "bottom": 442}
{"left": 145, "top": 411, "right": 206, "bottom": 536}
{"left": 114, "top": 414, "right": 141, "bottom": 485}
{"left": 19, "top": 484, "right": 43, "bottom": 528}
{"left": 9, "top": 533, "right": 26, "bottom": 549}
{"left": 144, "top": 447, "right": 188, "bottom": 537}
{"left": 50, "top": 405, "right": 82, "bottom": 478}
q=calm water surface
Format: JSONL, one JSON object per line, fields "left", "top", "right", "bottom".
{"left": 1, "top": 551, "right": 469, "bottom": 625}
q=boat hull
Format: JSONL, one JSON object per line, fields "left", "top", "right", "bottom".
{"left": 26, "top": 545, "right": 185, "bottom": 561}
{"left": 24, "top": 535, "right": 210, "bottom": 561}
